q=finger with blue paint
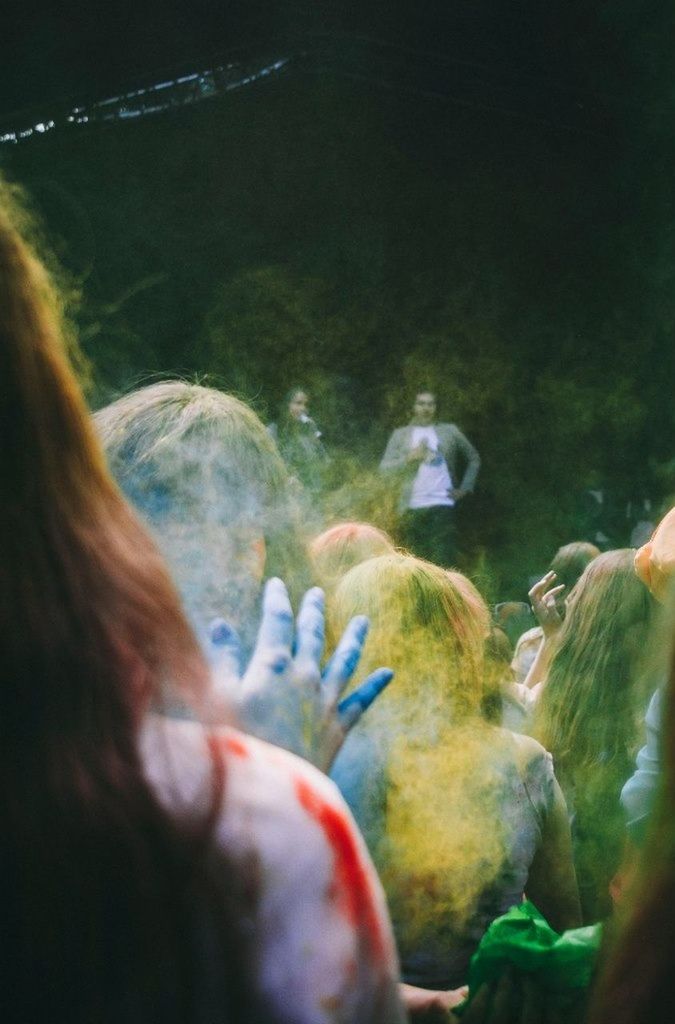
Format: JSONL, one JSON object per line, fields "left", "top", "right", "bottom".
{"left": 208, "top": 617, "right": 243, "bottom": 696}
{"left": 294, "top": 587, "right": 326, "bottom": 670}
{"left": 337, "top": 668, "right": 394, "bottom": 728}
{"left": 218, "top": 579, "right": 395, "bottom": 771}
{"left": 245, "top": 577, "right": 294, "bottom": 687}
{"left": 321, "top": 614, "right": 370, "bottom": 704}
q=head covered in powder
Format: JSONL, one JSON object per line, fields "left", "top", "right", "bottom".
{"left": 331, "top": 553, "right": 488, "bottom": 720}
{"left": 330, "top": 553, "right": 510, "bottom": 942}
{"left": 95, "top": 382, "right": 310, "bottom": 650}
{"left": 310, "top": 521, "right": 396, "bottom": 594}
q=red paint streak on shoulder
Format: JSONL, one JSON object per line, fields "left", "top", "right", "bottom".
{"left": 209, "top": 732, "right": 250, "bottom": 759}
{"left": 295, "top": 777, "right": 386, "bottom": 962}
{"left": 223, "top": 734, "right": 250, "bottom": 758}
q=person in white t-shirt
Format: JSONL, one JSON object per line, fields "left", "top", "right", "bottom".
{"left": 379, "top": 391, "right": 480, "bottom": 567}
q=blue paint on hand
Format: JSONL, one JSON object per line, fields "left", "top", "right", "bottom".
{"left": 338, "top": 669, "right": 394, "bottom": 723}
{"left": 210, "top": 618, "right": 239, "bottom": 647}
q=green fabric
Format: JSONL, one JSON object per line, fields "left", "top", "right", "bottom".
{"left": 455, "top": 901, "right": 602, "bottom": 1015}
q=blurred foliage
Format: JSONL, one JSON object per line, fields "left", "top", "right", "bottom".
{"left": 2, "top": 5, "right": 674, "bottom": 596}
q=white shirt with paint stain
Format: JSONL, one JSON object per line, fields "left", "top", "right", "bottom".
{"left": 408, "top": 426, "right": 454, "bottom": 509}
{"left": 140, "top": 716, "right": 404, "bottom": 1024}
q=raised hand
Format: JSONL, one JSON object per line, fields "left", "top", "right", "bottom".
{"left": 527, "top": 571, "right": 565, "bottom": 639}
{"left": 209, "top": 578, "right": 393, "bottom": 773}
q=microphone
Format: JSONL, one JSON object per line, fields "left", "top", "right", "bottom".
{"left": 299, "top": 413, "right": 322, "bottom": 439}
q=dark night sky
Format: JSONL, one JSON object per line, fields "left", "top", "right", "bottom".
{"left": 2, "top": 1, "right": 674, "bottom": 589}
{"left": 0, "top": 2, "right": 627, "bottom": 125}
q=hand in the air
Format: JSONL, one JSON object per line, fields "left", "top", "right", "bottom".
{"left": 208, "top": 579, "right": 394, "bottom": 773}
{"left": 527, "top": 571, "right": 565, "bottom": 639}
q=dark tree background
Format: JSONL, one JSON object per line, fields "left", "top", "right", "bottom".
{"left": 2, "top": 1, "right": 674, "bottom": 596}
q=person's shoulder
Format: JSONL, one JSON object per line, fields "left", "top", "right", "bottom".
{"left": 437, "top": 422, "right": 463, "bottom": 437}
{"left": 514, "top": 626, "right": 543, "bottom": 652}
{"left": 216, "top": 726, "right": 349, "bottom": 825}
{"left": 382, "top": 425, "right": 411, "bottom": 454}
{"left": 509, "top": 730, "right": 551, "bottom": 761}
{"left": 141, "top": 715, "right": 347, "bottom": 831}
{"left": 142, "top": 718, "right": 365, "bottom": 914}
{"left": 142, "top": 720, "right": 402, "bottom": 1022}
{"left": 496, "top": 729, "right": 556, "bottom": 818}
{"left": 206, "top": 728, "right": 401, "bottom": 1017}
{"left": 439, "top": 422, "right": 477, "bottom": 441}
{"left": 495, "top": 727, "right": 553, "bottom": 774}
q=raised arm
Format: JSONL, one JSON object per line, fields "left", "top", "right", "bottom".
{"left": 520, "top": 572, "right": 566, "bottom": 693}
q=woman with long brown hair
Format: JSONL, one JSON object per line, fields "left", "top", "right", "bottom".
{"left": 532, "top": 550, "right": 655, "bottom": 922}
{"left": 0, "top": 176, "right": 404, "bottom": 1024}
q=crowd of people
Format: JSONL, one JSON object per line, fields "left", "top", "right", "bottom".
{"left": 3, "top": 171, "right": 675, "bottom": 1024}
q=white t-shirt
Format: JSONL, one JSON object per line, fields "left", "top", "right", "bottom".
{"left": 408, "top": 426, "right": 454, "bottom": 510}
{"left": 141, "top": 716, "right": 404, "bottom": 1024}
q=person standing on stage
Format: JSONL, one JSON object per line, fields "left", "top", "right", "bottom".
{"left": 268, "top": 387, "right": 328, "bottom": 495}
{"left": 379, "top": 389, "right": 480, "bottom": 567}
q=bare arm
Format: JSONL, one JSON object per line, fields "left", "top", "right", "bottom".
{"left": 521, "top": 572, "right": 565, "bottom": 692}
{"left": 525, "top": 777, "right": 581, "bottom": 932}
{"left": 521, "top": 636, "right": 553, "bottom": 693}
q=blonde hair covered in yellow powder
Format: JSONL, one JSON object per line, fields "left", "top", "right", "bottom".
{"left": 330, "top": 555, "right": 509, "bottom": 949}
{"left": 330, "top": 552, "right": 580, "bottom": 988}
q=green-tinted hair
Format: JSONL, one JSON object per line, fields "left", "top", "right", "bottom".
{"left": 331, "top": 552, "right": 487, "bottom": 719}
{"left": 533, "top": 548, "right": 654, "bottom": 781}
{"left": 330, "top": 553, "right": 510, "bottom": 940}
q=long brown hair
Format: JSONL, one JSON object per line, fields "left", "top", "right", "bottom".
{"left": 0, "top": 179, "right": 260, "bottom": 1021}
{"left": 533, "top": 549, "right": 653, "bottom": 787}
{"left": 532, "top": 549, "right": 654, "bottom": 921}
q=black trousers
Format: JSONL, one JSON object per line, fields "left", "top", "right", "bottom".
{"left": 400, "top": 504, "right": 457, "bottom": 568}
